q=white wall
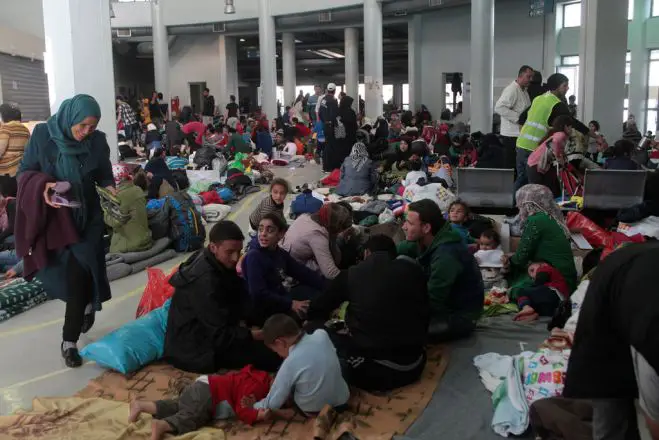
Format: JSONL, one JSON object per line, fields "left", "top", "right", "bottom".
{"left": 169, "top": 35, "right": 221, "bottom": 106}
{"left": 419, "top": 0, "right": 546, "bottom": 117}
{"left": 0, "top": 27, "right": 45, "bottom": 61}
{"left": 0, "top": 0, "right": 45, "bottom": 60}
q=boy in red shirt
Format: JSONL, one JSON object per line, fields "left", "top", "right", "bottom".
{"left": 514, "top": 262, "right": 570, "bottom": 322}
{"left": 128, "top": 365, "right": 273, "bottom": 439}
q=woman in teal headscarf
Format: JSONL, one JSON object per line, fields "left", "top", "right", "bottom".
{"left": 18, "top": 94, "right": 115, "bottom": 368}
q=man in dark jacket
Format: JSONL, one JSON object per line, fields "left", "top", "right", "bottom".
{"left": 397, "top": 199, "right": 484, "bottom": 342}
{"left": 164, "top": 220, "right": 281, "bottom": 374}
{"left": 202, "top": 88, "right": 215, "bottom": 126}
{"left": 307, "top": 235, "right": 429, "bottom": 392}
{"left": 564, "top": 242, "right": 659, "bottom": 440}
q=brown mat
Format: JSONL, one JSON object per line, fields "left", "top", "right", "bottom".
{"left": 73, "top": 345, "right": 448, "bottom": 440}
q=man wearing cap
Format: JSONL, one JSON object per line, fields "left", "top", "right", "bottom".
{"left": 515, "top": 73, "right": 589, "bottom": 192}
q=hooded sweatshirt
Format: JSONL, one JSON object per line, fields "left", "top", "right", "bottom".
{"left": 397, "top": 222, "right": 484, "bottom": 321}
{"left": 242, "top": 236, "right": 326, "bottom": 324}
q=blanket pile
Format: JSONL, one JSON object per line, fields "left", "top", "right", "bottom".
{"left": 0, "top": 278, "right": 47, "bottom": 323}
{"left": 106, "top": 237, "right": 178, "bottom": 282}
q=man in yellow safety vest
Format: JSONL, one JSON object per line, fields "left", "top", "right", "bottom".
{"left": 514, "top": 73, "right": 589, "bottom": 193}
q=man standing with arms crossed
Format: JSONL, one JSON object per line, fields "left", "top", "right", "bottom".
{"left": 495, "top": 65, "right": 533, "bottom": 172}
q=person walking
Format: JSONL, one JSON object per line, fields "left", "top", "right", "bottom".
{"left": 495, "top": 66, "right": 533, "bottom": 171}
{"left": 202, "top": 88, "right": 215, "bottom": 127}
{"left": 17, "top": 94, "right": 115, "bottom": 368}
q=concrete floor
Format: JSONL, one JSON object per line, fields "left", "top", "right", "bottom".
{"left": 0, "top": 162, "right": 324, "bottom": 416}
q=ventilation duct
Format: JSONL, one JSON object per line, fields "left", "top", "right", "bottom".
{"left": 213, "top": 22, "right": 226, "bottom": 32}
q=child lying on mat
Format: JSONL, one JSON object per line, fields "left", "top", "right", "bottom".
{"left": 514, "top": 262, "right": 569, "bottom": 322}
{"left": 129, "top": 314, "right": 349, "bottom": 439}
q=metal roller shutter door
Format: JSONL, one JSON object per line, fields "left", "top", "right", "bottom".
{"left": 0, "top": 53, "right": 50, "bottom": 122}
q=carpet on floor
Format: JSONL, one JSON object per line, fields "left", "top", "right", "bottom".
{"left": 71, "top": 344, "right": 448, "bottom": 439}
{"left": 0, "top": 397, "right": 222, "bottom": 439}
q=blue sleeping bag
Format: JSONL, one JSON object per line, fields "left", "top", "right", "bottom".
{"left": 80, "top": 299, "right": 171, "bottom": 374}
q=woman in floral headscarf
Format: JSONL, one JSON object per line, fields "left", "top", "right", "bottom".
{"left": 503, "top": 184, "right": 577, "bottom": 300}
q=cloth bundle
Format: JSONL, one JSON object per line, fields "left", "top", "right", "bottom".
{"left": 105, "top": 237, "right": 178, "bottom": 282}
{"left": 0, "top": 278, "right": 48, "bottom": 323}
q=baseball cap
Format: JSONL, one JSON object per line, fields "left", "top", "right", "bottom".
{"left": 327, "top": 83, "right": 337, "bottom": 92}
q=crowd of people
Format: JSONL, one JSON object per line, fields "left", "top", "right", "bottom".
{"left": 0, "top": 66, "right": 659, "bottom": 438}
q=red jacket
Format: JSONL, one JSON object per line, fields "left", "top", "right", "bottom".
{"left": 207, "top": 365, "right": 273, "bottom": 425}
{"left": 15, "top": 171, "right": 79, "bottom": 280}
{"left": 535, "top": 263, "right": 570, "bottom": 299}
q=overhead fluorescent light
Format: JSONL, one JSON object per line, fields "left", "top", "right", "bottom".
{"left": 240, "top": 38, "right": 246, "bottom": 42}
{"left": 307, "top": 49, "right": 333, "bottom": 59}
{"left": 317, "top": 49, "right": 345, "bottom": 59}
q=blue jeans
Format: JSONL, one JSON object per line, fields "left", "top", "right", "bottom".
{"left": 514, "top": 147, "right": 532, "bottom": 196}
{"left": 0, "top": 249, "right": 18, "bottom": 271}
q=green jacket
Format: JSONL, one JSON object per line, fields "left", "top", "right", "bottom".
{"left": 397, "top": 222, "right": 484, "bottom": 320}
{"left": 104, "top": 182, "right": 153, "bottom": 254}
{"left": 509, "top": 212, "right": 578, "bottom": 298}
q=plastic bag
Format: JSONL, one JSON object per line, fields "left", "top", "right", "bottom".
{"left": 136, "top": 267, "right": 177, "bottom": 318}
{"left": 566, "top": 212, "right": 609, "bottom": 248}
{"left": 80, "top": 299, "right": 171, "bottom": 374}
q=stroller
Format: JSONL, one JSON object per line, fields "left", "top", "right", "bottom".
{"left": 558, "top": 162, "right": 584, "bottom": 198}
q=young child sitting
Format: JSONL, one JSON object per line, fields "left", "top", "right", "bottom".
{"left": 242, "top": 214, "right": 326, "bottom": 325}
{"left": 402, "top": 159, "right": 427, "bottom": 187}
{"left": 448, "top": 200, "right": 475, "bottom": 245}
{"left": 514, "top": 262, "right": 570, "bottom": 322}
{"left": 281, "top": 136, "right": 298, "bottom": 160}
{"left": 432, "top": 155, "right": 454, "bottom": 188}
{"left": 249, "top": 314, "right": 350, "bottom": 415}
{"left": 129, "top": 364, "right": 272, "bottom": 439}
{"left": 474, "top": 229, "right": 507, "bottom": 290}
{"left": 248, "top": 178, "right": 290, "bottom": 232}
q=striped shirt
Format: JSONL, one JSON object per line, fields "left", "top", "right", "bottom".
{"left": 0, "top": 122, "right": 29, "bottom": 177}
{"left": 249, "top": 195, "right": 284, "bottom": 230}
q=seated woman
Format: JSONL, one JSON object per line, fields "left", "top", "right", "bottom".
{"left": 604, "top": 139, "right": 641, "bottom": 170}
{"left": 526, "top": 115, "right": 572, "bottom": 197}
{"left": 335, "top": 142, "right": 378, "bottom": 196}
{"left": 242, "top": 213, "right": 326, "bottom": 326}
{"left": 280, "top": 203, "right": 353, "bottom": 280}
{"left": 102, "top": 165, "right": 153, "bottom": 254}
{"left": 503, "top": 184, "right": 577, "bottom": 313}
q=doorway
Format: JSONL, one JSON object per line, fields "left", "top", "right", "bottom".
{"left": 189, "top": 82, "right": 206, "bottom": 115}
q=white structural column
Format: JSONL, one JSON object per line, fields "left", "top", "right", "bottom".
{"left": 218, "top": 35, "right": 239, "bottom": 109}
{"left": 344, "top": 27, "right": 359, "bottom": 112}
{"left": 393, "top": 83, "right": 403, "bottom": 108}
{"left": 151, "top": 0, "right": 170, "bottom": 108}
{"left": 542, "top": 11, "right": 559, "bottom": 79}
{"left": 629, "top": 0, "right": 652, "bottom": 131}
{"left": 469, "top": 0, "right": 494, "bottom": 133}
{"left": 363, "top": 0, "right": 384, "bottom": 120}
{"left": 282, "top": 33, "right": 297, "bottom": 106}
{"left": 408, "top": 14, "right": 422, "bottom": 113}
{"left": 42, "top": 0, "right": 118, "bottom": 161}
{"left": 258, "top": 0, "right": 277, "bottom": 120}
{"left": 578, "top": 0, "right": 628, "bottom": 139}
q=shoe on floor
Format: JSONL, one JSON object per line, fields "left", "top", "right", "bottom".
{"left": 61, "top": 343, "right": 83, "bottom": 368}
{"left": 81, "top": 312, "right": 95, "bottom": 334}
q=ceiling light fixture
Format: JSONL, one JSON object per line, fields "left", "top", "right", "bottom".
{"left": 224, "top": 0, "right": 235, "bottom": 14}
{"left": 240, "top": 38, "right": 246, "bottom": 42}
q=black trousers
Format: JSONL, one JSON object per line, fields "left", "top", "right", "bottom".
{"left": 62, "top": 256, "right": 93, "bottom": 343}
{"left": 517, "top": 285, "right": 560, "bottom": 317}
{"left": 500, "top": 136, "right": 518, "bottom": 172}
{"left": 306, "top": 321, "right": 426, "bottom": 392}
{"left": 427, "top": 315, "right": 476, "bottom": 343}
{"left": 218, "top": 339, "right": 282, "bottom": 373}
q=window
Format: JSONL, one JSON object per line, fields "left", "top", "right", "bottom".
{"left": 646, "top": 50, "right": 659, "bottom": 132}
{"left": 382, "top": 85, "right": 394, "bottom": 105}
{"left": 653, "top": 0, "right": 659, "bottom": 16}
{"left": 629, "top": 0, "right": 634, "bottom": 20}
{"left": 445, "top": 82, "right": 463, "bottom": 113}
{"left": 557, "top": 55, "right": 579, "bottom": 104}
{"left": 563, "top": 2, "right": 581, "bottom": 28}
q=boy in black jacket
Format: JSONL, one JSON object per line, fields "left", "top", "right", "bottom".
{"left": 306, "top": 235, "right": 429, "bottom": 392}
{"left": 163, "top": 220, "right": 281, "bottom": 373}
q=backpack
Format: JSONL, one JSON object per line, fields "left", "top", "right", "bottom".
{"left": 146, "top": 198, "right": 171, "bottom": 241}
{"left": 166, "top": 191, "right": 206, "bottom": 252}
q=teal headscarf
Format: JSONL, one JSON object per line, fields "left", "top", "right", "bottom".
{"left": 46, "top": 94, "right": 102, "bottom": 229}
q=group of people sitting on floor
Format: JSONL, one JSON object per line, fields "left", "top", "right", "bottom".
{"left": 122, "top": 161, "right": 584, "bottom": 438}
